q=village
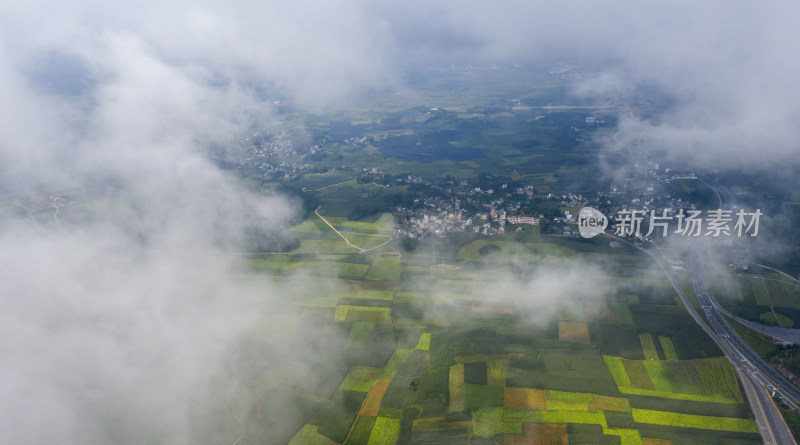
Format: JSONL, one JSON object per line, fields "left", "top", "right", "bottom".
{"left": 392, "top": 160, "right": 703, "bottom": 241}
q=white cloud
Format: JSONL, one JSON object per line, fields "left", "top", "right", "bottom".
{"left": 1, "top": 1, "right": 797, "bottom": 442}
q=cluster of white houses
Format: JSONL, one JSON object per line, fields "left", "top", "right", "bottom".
{"left": 506, "top": 216, "right": 540, "bottom": 225}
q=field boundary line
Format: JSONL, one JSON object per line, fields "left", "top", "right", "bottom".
{"left": 754, "top": 264, "right": 800, "bottom": 285}
{"left": 308, "top": 179, "right": 355, "bottom": 192}
{"left": 315, "top": 207, "right": 365, "bottom": 252}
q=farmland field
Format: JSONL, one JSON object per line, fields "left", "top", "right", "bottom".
{"left": 631, "top": 409, "right": 757, "bottom": 433}
{"left": 227, "top": 92, "right": 765, "bottom": 444}
{"left": 558, "top": 321, "right": 590, "bottom": 344}
{"left": 366, "top": 417, "right": 401, "bottom": 445}
{"left": 238, "top": 221, "right": 764, "bottom": 444}
{"left": 659, "top": 336, "right": 679, "bottom": 361}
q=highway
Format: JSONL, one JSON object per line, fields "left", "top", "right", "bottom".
{"left": 688, "top": 175, "right": 797, "bottom": 443}
{"left": 691, "top": 253, "right": 800, "bottom": 404}
{"left": 610, "top": 228, "right": 795, "bottom": 444}
{"left": 714, "top": 305, "right": 800, "bottom": 346}
{"left": 689, "top": 252, "right": 797, "bottom": 444}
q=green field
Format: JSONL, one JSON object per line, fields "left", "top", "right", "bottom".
{"left": 230, "top": 99, "right": 767, "bottom": 444}
{"left": 472, "top": 407, "right": 523, "bottom": 437}
{"left": 631, "top": 408, "right": 757, "bottom": 433}
{"left": 239, "top": 222, "right": 763, "bottom": 444}
{"left": 457, "top": 239, "right": 574, "bottom": 261}
{"left": 658, "top": 336, "right": 680, "bottom": 360}
{"left": 340, "top": 366, "right": 382, "bottom": 392}
{"left": 604, "top": 355, "right": 744, "bottom": 404}
{"left": 365, "top": 256, "right": 401, "bottom": 281}
{"left": 639, "top": 333, "right": 659, "bottom": 361}
{"left": 366, "top": 417, "right": 401, "bottom": 445}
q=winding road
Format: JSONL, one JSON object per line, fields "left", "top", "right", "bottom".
{"left": 690, "top": 176, "right": 798, "bottom": 443}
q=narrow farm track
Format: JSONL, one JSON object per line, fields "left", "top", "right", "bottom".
{"left": 313, "top": 207, "right": 399, "bottom": 255}
{"left": 362, "top": 237, "right": 394, "bottom": 253}
{"left": 314, "top": 207, "right": 366, "bottom": 252}
{"left": 308, "top": 179, "right": 355, "bottom": 192}
{"left": 755, "top": 263, "right": 800, "bottom": 285}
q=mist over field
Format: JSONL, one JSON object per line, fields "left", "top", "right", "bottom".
{"left": 1, "top": 1, "right": 797, "bottom": 443}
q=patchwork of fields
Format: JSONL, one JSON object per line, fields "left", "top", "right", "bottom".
{"left": 709, "top": 264, "right": 800, "bottom": 328}
{"left": 241, "top": 214, "right": 762, "bottom": 444}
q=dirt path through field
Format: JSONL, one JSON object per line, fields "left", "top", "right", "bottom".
{"left": 315, "top": 207, "right": 366, "bottom": 252}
